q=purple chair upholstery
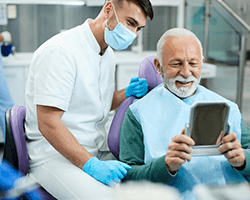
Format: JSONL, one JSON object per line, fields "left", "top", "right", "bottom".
{"left": 138, "top": 56, "right": 163, "bottom": 90}
{"left": 3, "top": 105, "right": 57, "bottom": 199}
{"left": 108, "top": 56, "right": 162, "bottom": 159}
{"left": 108, "top": 96, "right": 136, "bottom": 159}
{"left": 4, "top": 105, "right": 28, "bottom": 175}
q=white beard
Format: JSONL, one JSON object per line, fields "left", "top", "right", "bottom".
{"left": 162, "top": 75, "right": 201, "bottom": 98}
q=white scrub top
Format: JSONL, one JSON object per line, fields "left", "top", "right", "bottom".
{"left": 25, "top": 20, "right": 116, "bottom": 167}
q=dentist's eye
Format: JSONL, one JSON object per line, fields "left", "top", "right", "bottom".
{"left": 127, "top": 20, "right": 134, "bottom": 26}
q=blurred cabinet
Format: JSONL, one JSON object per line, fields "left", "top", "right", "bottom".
{"left": 3, "top": 66, "right": 26, "bottom": 106}
{"left": 2, "top": 53, "right": 33, "bottom": 106}
{"left": 115, "top": 51, "right": 157, "bottom": 90}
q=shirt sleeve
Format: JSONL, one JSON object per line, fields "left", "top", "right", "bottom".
{"left": 33, "top": 45, "right": 76, "bottom": 111}
{"left": 119, "top": 108, "right": 176, "bottom": 183}
{"left": 239, "top": 118, "right": 250, "bottom": 175}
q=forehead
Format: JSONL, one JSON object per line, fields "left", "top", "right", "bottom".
{"left": 162, "top": 36, "right": 202, "bottom": 60}
{"left": 116, "top": 1, "right": 147, "bottom": 26}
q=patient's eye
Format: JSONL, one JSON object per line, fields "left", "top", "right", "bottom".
{"left": 190, "top": 62, "right": 199, "bottom": 67}
{"left": 171, "top": 63, "right": 182, "bottom": 67}
{"left": 189, "top": 59, "right": 200, "bottom": 67}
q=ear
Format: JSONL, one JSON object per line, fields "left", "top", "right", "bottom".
{"left": 154, "top": 58, "right": 161, "bottom": 75}
{"left": 103, "top": 1, "right": 113, "bottom": 19}
{"left": 202, "top": 57, "right": 205, "bottom": 64}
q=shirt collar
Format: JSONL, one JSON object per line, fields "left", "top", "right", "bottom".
{"left": 83, "top": 19, "right": 101, "bottom": 54}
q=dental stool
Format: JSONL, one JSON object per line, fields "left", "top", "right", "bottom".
{"left": 3, "top": 105, "right": 57, "bottom": 199}
{"left": 108, "top": 56, "right": 162, "bottom": 159}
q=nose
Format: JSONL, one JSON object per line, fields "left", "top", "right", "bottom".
{"left": 180, "top": 62, "right": 192, "bottom": 78}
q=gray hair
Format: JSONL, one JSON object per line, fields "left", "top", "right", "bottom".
{"left": 156, "top": 28, "right": 204, "bottom": 65}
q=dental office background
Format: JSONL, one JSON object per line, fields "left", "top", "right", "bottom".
{"left": 0, "top": 0, "right": 250, "bottom": 136}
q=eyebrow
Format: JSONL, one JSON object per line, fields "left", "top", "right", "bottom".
{"left": 190, "top": 58, "right": 199, "bottom": 61}
{"left": 169, "top": 58, "right": 200, "bottom": 63}
{"left": 169, "top": 59, "right": 183, "bottom": 63}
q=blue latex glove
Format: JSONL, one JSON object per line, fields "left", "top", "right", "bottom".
{"left": 0, "top": 161, "right": 21, "bottom": 192}
{"left": 82, "top": 157, "right": 131, "bottom": 186}
{"left": 1, "top": 44, "right": 14, "bottom": 57}
{"left": 0, "top": 161, "right": 41, "bottom": 200}
{"left": 125, "top": 77, "right": 148, "bottom": 98}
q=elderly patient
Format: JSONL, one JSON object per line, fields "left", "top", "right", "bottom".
{"left": 119, "top": 28, "right": 250, "bottom": 200}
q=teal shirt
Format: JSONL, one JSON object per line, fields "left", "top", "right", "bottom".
{"left": 119, "top": 108, "right": 250, "bottom": 183}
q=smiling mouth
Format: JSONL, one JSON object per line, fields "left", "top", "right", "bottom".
{"left": 176, "top": 81, "right": 193, "bottom": 87}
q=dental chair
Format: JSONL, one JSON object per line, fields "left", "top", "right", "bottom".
{"left": 108, "top": 56, "right": 162, "bottom": 159}
{"left": 3, "top": 105, "right": 57, "bottom": 199}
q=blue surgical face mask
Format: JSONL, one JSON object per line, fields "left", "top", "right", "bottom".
{"left": 104, "top": 4, "right": 137, "bottom": 50}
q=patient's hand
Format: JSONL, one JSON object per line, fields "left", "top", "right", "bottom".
{"left": 165, "top": 129, "right": 195, "bottom": 173}
{"left": 219, "top": 132, "right": 246, "bottom": 168}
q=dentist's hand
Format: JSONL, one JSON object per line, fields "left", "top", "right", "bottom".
{"left": 165, "top": 129, "right": 195, "bottom": 173}
{"left": 219, "top": 132, "right": 246, "bottom": 168}
{"left": 125, "top": 77, "right": 148, "bottom": 98}
{"left": 82, "top": 157, "right": 131, "bottom": 186}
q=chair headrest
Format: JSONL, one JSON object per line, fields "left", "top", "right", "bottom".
{"left": 138, "top": 56, "right": 162, "bottom": 91}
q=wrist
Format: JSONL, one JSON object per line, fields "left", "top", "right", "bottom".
{"left": 82, "top": 157, "right": 100, "bottom": 172}
{"left": 233, "top": 160, "right": 246, "bottom": 171}
{"left": 125, "top": 87, "right": 131, "bottom": 98}
{"left": 166, "top": 164, "right": 178, "bottom": 176}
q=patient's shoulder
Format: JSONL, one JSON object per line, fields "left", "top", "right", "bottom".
{"left": 130, "top": 84, "right": 164, "bottom": 108}
{"left": 199, "top": 85, "right": 239, "bottom": 111}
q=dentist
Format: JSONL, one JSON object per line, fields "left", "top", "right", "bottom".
{"left": 25, "top": 0, "right": 154, "bottom": 199}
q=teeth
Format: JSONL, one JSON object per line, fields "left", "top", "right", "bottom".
{"left": 177, "top": 81, "right": 190, "bottom": 84}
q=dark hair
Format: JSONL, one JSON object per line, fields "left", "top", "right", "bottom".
{"left": 112, "top": 0, "right": 154, "bottom": 20}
